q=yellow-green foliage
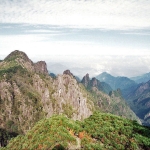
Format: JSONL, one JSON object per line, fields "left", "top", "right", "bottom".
{"left": 62, "top": 103, "right": 75, "bottom": 118}
{"left": 80, "top": 112, "right": 150, "bottom": 150}
{"left": 2, "top": 112, "right": 150, "bottom": 150}
{"left": 2, "top": 115, "right": 79, "bottom": 150}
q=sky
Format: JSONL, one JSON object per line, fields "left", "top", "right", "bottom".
{"left": 0, "top": 0, "right": 150, "bottom": 78}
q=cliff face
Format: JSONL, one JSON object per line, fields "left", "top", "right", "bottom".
{"left": 0, "top": 50, "right": 94, "bottom": 134}
{"left": 34, "top": 61, "right": 48, "bottom": 75}
{"left": 81, "top": 73, "right": 90, "bottom": 87}
{"left": 52, "top": 74, "right": 93, "bottom": 120}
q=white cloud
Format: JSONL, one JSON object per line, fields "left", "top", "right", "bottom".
{"left": 1, "top": 33, "right": 150, "bottom": 57}
{"left": 0, "top": 0, "right": 150, "bottom": 29}
{"left": 44, "top": 55, "right": 150, "bottom": 78}
{"left": 1, "top": 0, "right": 150, "bottom": 77}
{"left": 1, "top": 33, "right": 150, "bottom": 77}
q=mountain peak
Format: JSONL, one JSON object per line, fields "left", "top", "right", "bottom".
{"left": 3, "top": 50, "right": 49, "bottom": 75}
{"left": 81, "top": 73, "right": 90, "bottom": 87}
{"left": 91, "top": 77, "right": 99, "bottom": 87}
{"left": 63, "top": 70, "right": 73, "bottom": 76}
{"left": 100, "top": 72, "right": 112, "bottom": 77}
{"left": 4, "top": 50, "right": 30, "bottom": 62}
{"left": 34, "top": 61, "right": 48, "bottom": 75}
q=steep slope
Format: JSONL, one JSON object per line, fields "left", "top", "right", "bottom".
{"left": 96, "top": 72, "right": 137, "bottom": 91}
{"left": 0, "top": 50, "right": 94, "bottom": 136}
{"left": 81, "top": 74, "right": 139, "bottom": 122}
{"left": 131, "top": 72, "right": 150, "bottom": 84}
{"left": 127, "top": 80, "right": 150, "bottom": 125}
{"left": 2, "top": 112, "right": 150, "bottom": 150}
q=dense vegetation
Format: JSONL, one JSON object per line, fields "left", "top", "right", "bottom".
{"left": 80, "top": 112, "right": 150, "bottom": 150}
{"left": 2, "top": 112, "right": 150, "bottom": 150}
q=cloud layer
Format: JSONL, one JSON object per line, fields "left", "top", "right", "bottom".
{"left": 1, "top": 1, "right": 150, "bottom": 77}
{"left": 0, "top": 0, "right": 150, "bottom": 29}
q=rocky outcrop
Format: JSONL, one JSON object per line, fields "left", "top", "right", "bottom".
{"left": 2, "top": 50, "right": 49, "bottom": 75}
{"left": 81, "top": 74, "right": 112, "bottom": 94}
{"left": 63, "top": 70, "right": 73, "bottom": 76}
{"left": 52, "top": 74, "right": 93, "bottom": 120}
{"left": 90, "top": 77, "right": 100, "bottom": 87}
{"left": 0, "top": 50, "right": 94, "bottom": 134}
{"left": 81, "top": 73, "right": 90, "bottom": 87}
{"left": 34, "top": 61, "right": 48, "bottom": 75}
{"left": 4, "top": 50, "right": 31, "bottom": 63}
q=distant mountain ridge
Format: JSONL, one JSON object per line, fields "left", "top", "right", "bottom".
{"left": 131, "top": 72, "right": 150, "bottom": 84}
{"left": 126, "top": 80, "right": 150, "bottom": 125}
{"left": 81, "top": 73, "right": 139, "bottom": 122}
{"left": 96, "top": 72, "right": 138, "bottom": 99}
{"left": 96, "top": 72, "right": 137, "bottom": 90}
{"left": 96, "top": 72, "right": 150, "bottom": 126}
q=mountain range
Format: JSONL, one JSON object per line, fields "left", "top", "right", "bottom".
{"left": 131, "top": 72, "right": 150, "bottom": 84}
{"left": 96, "top": 71, "right": 150, "bottom": 126}
{"left": 96, "top": 72, "right": 137, "bottom": 91}
{"left": 0, "top": 50, "right": 150, "bottom": 149}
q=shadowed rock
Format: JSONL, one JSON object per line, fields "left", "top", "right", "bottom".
{"left": 34, "top": 61, "right": 48, "bottom": 75}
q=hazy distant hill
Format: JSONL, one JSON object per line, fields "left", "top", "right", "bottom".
{"left": 131, "top": 72, "right": 150, "bottom": 84}
{"left": 126, "top": 80, "right": 150, "bottom": 126}
{"left": 96, "top": 72, "right": 138, "bottom": 99}
{"left": 96, "top": 72, "right": 137, "bottom": 90}
{"left": 49, "top": 72, "right": 56, "bottom": 78}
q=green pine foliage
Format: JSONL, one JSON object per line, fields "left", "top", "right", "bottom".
{"left": 2, "top": 115, "right": 79, "bottom": 150}
{"left": 2, "top": 112, "right": 150, "bottom": 150}
{"left": 80, "top": 112, "right": 150, "bottom": 150}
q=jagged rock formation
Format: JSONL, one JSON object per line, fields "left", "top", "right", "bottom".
{"left": 34, "top": 61, "right": 48, "bottom": 75}
{"left": 0, "top": 50, "right": 94, "bottom": 135}
{"left": 81, "top": 74, "right": 140, "bottom": 122}
{"left": 81, "top": 74, "right": 112, "bottom": 94}
{"left": 63, "top": 69, "right": 73, "bottom": 76}
{"left": 81, "top": 73, "right": 90, "bottom": 87}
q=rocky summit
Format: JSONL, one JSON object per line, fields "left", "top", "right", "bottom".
{"left": 0, "top": 50, "right": 94, "bottom": 136}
